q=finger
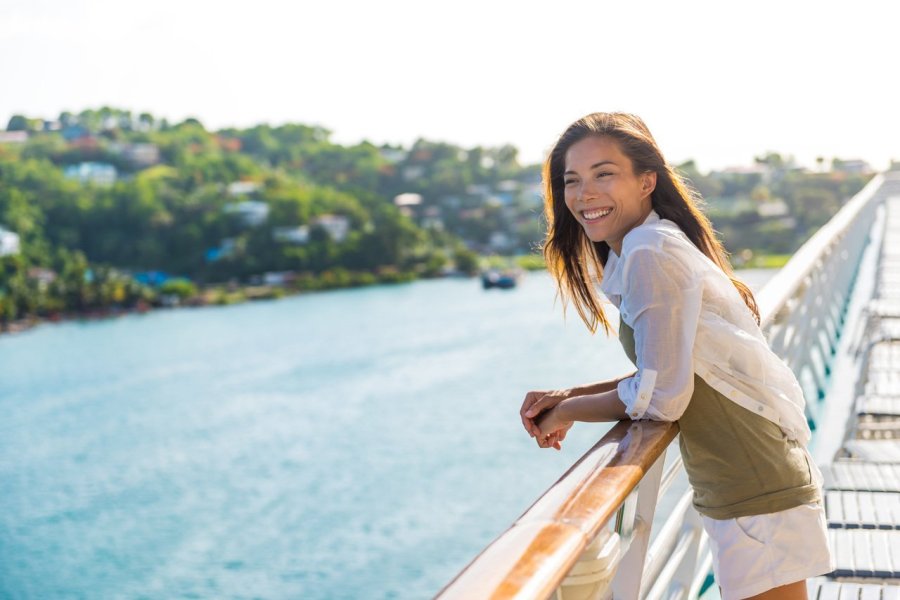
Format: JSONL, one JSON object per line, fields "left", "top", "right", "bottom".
{"left": 520, "top": 392, "right": 538, "bottom": 413}
{"left": 558, "top": 428, "right": 569, "bottom": 442}
{"left": 548, "top": 431, "right": 560, "bottom": 449}
{"left": 520, "top": 392, "right": 543, "bottom": 418}
{"left": 521, "top": 413, "right": 534, "bottom": 437}
{"left": 524, "top": 394, "right": 560, "bottom": 419}
{"left": 531, "top": 419, "right": 544, "bottom": 439}
{"left": 524, "top": 414, "right": 544, "bottom": 439}
{"left": 520, "top": 393, "right": 541, "bottom": 436}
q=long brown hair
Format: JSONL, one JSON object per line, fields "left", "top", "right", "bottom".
{"left": 542, "top": 112, "right": 759, "bottom": 334}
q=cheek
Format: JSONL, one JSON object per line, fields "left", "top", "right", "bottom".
{"left": 563, "top": 192, "right": 577, "bottom": 215}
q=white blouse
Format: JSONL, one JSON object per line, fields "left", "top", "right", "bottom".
{"left": 599, "top": 209, "right": 812, "bottom": 444}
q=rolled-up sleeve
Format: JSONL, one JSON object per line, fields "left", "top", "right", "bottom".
{"left": 616, "top": 245, "right": 703, "bottom": 421}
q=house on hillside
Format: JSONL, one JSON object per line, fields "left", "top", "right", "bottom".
{"left": 227, "top": 181, "right": 261, "bottom": 196}
{"left": 394, "top": 193, "right": 423, "bottom": 219}
{"left": 121, "top": 143, "right": 161, "bottom": 168}
{"left": 313, "top": 214, "right": 349, "bottom": 242}
{"left": 62, "top": 125, "right": 90, "bottom": 141}
{"left": 833, "top": 159, "right": 873, "bottom": 175}
{"left": 273, "top": 226, "right": 310, "bottom": 245}
{"left": 0, "top": 131, "right": 28, "bottom": 144}
{"left": 64, "top": 162, "right": 118, "bottom": 185}
{"left": 421, "top": 206, "right": 444, "bottom": 230}
{"left": 224, "top": 201, "right": 269, "bottom": 227}
{"left": 0, "top": 226, "right": 20, "bottom": 256}
{"left": 27, "top": 267, "right": 57, "bottom": 290}
{"left": 263, "top": 271, "right": 297, "bottom": 286}
{"left": 379, "top": 147, "right": 407, "bottom": 163}
{"left": 402, "top": 165, "right": 425, "bottom": 181}
{"left": 757, "top": 199, "right": 790, "bottom": 218}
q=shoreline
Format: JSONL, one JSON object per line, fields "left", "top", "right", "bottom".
{"left": 0, "top": 259, "right": 781, "bottom": 339}
{"left": 0, "top": 277, "right": 427, "bottom": 338}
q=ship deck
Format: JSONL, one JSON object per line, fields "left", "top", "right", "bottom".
{"left": 807, "top": 195, "right": 900, "bottom": 597}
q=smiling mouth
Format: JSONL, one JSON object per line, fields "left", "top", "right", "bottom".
{"left": 582, "top": 207, "right": 613, "bottom": 221}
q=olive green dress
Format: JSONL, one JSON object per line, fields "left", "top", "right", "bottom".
{"left": 618, "top": 316, "right": 820, "bottom": 519}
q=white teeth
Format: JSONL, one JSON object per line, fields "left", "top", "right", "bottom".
{"left": 583, "top": 208, "right": 612, "bottom": 220}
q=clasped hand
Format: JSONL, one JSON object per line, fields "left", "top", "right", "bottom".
{"left": 520, "top": 389, "right": 574, "bottom": 450}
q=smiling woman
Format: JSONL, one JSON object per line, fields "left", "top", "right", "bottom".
{"left": 539, "top": 112, "right": 759, "bottom": 337}
{"left": 518, "top": 112, "right": 834, "bottom": 600}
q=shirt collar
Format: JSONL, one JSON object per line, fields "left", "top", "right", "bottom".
{"left": 610, "top": 208, "right": 661, "bottom": 258}
{"left": 635, "top": 207, "right": 660, "bottom": 232}
{"left": 600, "top": 208, "right": 659, "bottom": 297}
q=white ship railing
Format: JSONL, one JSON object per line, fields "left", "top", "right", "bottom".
{"left": 436, "top": 172, "right": 891, "bottom": 600}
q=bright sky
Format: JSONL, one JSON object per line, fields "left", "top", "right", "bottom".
{"left": 2, "top": 0, "right": 898, "bottom": 172}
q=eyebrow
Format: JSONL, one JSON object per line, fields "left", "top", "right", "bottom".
{"left": 564, "top": 160, "right": 617, "bottom": 175}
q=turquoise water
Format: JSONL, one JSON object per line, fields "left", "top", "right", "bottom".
{"left": 0, "top": 270, "right": 774, "bottom": 599}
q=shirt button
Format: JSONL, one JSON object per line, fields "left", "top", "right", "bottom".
{"left": 631, "top": 412, "right": 639, "bottom": 418}
{"left": 757, "top": 406, "right": 764, "bottom": 412}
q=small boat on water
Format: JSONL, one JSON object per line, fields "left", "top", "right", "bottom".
{"left": 481, "top": 269, "right": 522, "bottom": 290}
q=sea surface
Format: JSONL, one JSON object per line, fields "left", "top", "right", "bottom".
{"left": 0, "top": 269, "right": 775, "bottom": 599}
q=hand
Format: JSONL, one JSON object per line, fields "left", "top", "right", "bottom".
{"left": 535, "top": 407, "right": 574, "bottom": 450}
{"left": 521, "top": 389, "right": 568, "bottom": 439}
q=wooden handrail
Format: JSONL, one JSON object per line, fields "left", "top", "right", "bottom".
{"left": 436, "top": 420, "right": 678, "bottom": 599}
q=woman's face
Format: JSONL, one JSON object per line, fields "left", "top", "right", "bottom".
{"left": 563, "top": 136, "right": 656, "bottom": 255}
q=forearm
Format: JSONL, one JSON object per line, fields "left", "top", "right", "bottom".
{"left": 562, "top": 371, "right": 637, "bottom": 399}
{"left": 527, "top": 371, "right": 636, "bottom": 440}
{"left": 556, "top": 389, "right": 629, "bottom": 422}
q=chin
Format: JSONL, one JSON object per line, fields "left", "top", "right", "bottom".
{"left": 581, "top": 228, "right": 609, "bottom": 244}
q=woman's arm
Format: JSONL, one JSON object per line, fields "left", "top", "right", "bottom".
{"left": 532, "top": 389, "right": 630, "bottom": 445}
{"left": 522, "top": 372, "right": 635, "bottom": 448}
{"left": 531, "top": 245, "right": 705, "bottom": 446}
{"left": 563, "top": 374, "right": 637, "bottom": 398}
{"left": 521, "top": 371, "right": 635, "bottom": 435}
{"left": 558, "top": 389, "right": 631, "bottom": 422}
{"left": 615, "top": 246, "right": 703, "bottom": 422}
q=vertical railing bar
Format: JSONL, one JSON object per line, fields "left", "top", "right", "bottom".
{"left": 611, "top": 448, "right": 667, "bottom": 599}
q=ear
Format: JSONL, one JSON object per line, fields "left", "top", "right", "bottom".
{"left": 641, "top": 171, "right": 657, "bottom": 197}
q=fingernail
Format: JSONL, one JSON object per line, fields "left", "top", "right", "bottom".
{"left": 525, "top": 410, "right": 534, "bottom": 417}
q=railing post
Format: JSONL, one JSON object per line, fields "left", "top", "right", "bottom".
{"left": 611, "top": 438, "right": 667, "bottom": 600}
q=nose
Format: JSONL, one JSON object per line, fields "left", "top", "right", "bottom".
{"left": 577, "top": 179, "right": 600, "bottom": 203}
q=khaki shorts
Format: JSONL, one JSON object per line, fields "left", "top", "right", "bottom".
{"left": 700, "top": 502, "right": 834, "bottom": 600}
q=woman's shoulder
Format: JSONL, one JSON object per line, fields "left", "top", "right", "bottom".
{"left": 618, "top": 219, "right": 713, "bottom": 289}
{"left": 621, "top": 217, "right": 695, "bottom": 259}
